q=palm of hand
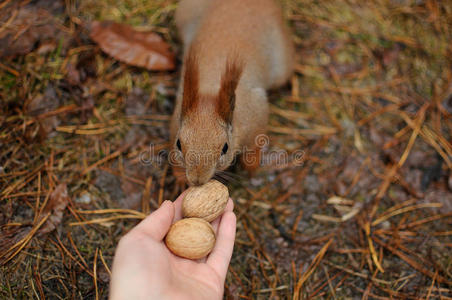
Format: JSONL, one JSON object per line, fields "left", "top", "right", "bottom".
{"left": 153, "top": 240, "right": 224, "bottom": 299}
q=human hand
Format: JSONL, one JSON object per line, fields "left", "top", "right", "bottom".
{"left": 109, "top": 193, "right": 236, "bottom": 300}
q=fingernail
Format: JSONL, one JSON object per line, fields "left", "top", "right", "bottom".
{"left": 161, "top": 200, "right": 171, "bottom": 207}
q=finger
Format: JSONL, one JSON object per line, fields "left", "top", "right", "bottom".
{"left": 211, "top": 217, "right": 221, "bottom": 234}
{"left": 173, "top": 190, "right": 187, "bottom": 222}
{"left": 197, "top": 216, "right": 220, "bottom": 264}
{"left": 204, "top": 198, "right": 233, "bottom": 262}
{"left": 206, "top": 211, "right": 236, "bottom": 282}
{"left": 211, "top": 198, "right": 234, "bottom": 234}
{"left": 224, "top": 197, "right": 234, "bottom": 213}
{"left": 132, "top": 200, "right": 174, "bottom": 241}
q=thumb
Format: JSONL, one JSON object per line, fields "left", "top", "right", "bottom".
{"left": 133, "top": 200, "right": 175, "bottom": 241}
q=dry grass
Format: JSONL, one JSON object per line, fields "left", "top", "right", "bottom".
{"left": 1, "top": 0, "right": 451, "bottom": 298}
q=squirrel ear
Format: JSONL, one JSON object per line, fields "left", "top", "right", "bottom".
{"left": 181, "top": 50, "right": 198, "bottom": 117}
{"left": 218, "top": 59, "right": 243, "bottom": 124}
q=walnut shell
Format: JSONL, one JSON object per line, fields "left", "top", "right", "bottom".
{"left": 182, "top": 180, "right": 229, "bottom": 222}
{"left": 165, "top": 218, "right": 215, "bottom": 259}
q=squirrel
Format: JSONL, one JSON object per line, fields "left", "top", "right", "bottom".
{"left": 170, "top": 0, "right": 294, "bottom": 186}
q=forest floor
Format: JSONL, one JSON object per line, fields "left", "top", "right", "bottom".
{"left": 1, "top": 0, "right": 451, "bottom": 298}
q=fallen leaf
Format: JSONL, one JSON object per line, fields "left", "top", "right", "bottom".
{"left": 76, "top": 51, "right": 97, "bottom": 82}
{"left": 38, "top": 183, "right": 70, "bottom": 234}
{"left": 372, "top": 42, "right": 404, "bottom": 68}
{"left": 0, "top": 226, "right": 31, "bottom": 263}
{"left": 449, "top": 172, "right": 452, "bottom": 191}
{"left": 442, "top": 92, "right": 452, "bottom": 114}
{"left": 0, "top": 1, "right": 68, "bottom": 58}
{"left": 90, "top": 21, "right": 175, "bottom": 71}
{"left": 25, "top": 85, "right": 61, "bottom": 139}
{"left": 0, "top": 184, "right": 69, "bottom": 263}
{"left": 65, "top": 62, "right": 81, "bottom": 86}
{"left": 36, "top": 40, "right": 57, "bottom": 55}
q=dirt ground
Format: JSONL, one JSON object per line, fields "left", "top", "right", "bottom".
{"left": 1, "top": 0, "right": 451, "bottom": 298}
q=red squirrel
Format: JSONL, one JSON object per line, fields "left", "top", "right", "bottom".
{"left": 170, "top": 0, "right": 294, "bottom": 186}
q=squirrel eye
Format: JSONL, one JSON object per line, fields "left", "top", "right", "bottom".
{"left": 176, "top": 139, "right": 182, "bottom": 151}
{"left": 221, "top": 143, "right": 228, "bottom": 155}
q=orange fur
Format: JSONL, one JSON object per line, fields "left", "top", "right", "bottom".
{"left": 181, "top": 49, "right": 199, "bottom": 116}
{"left": 170, "top": 0, "right": 294, "bottom": 186}
{"left": 217, "top": 58, "right": 243, "bottom": 124}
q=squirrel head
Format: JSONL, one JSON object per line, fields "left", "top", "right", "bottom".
{"left": 173, "top": 51, "right": 243, "bottom": 185}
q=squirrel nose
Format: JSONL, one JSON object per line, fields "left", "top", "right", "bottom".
{"left": 188, "top": 171, "right": 202, "bottom": 186}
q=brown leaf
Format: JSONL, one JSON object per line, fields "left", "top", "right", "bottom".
{"left": 0, "top": 2, "right": 68, "bottom": 58}
{"left": 89, "top": 21, "right": 175, "bottom": 71}
{"left": 38, "top": 183, "right": 70, "bottom": 234}
{"left": 65, "top": 62, "right": 81, "bottom": 86}
{"left": 0, "top": 226, "right": 31, "bottom": 262}
{"left": 0, "top": 184, "right": 69, "bottom": 263}
{"left": 36, "top": 40, "right": 57, "bottom": 55}
{"left": 25, "top": 85, "right": 61, "bottom": 139}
